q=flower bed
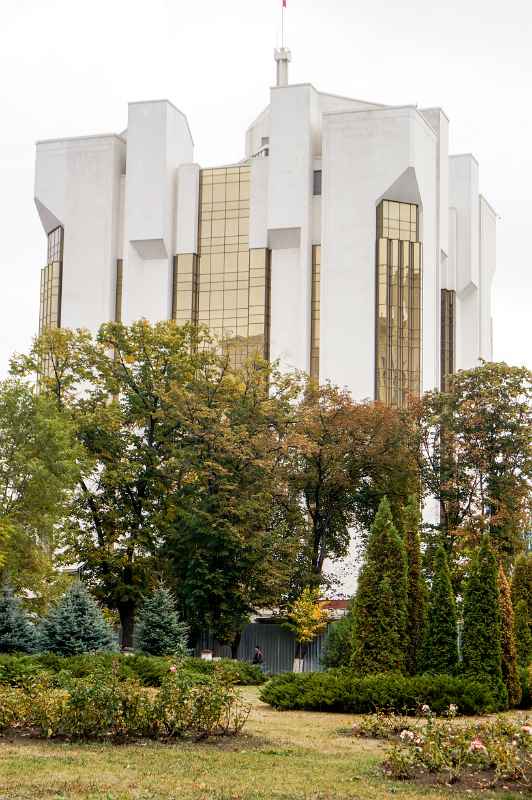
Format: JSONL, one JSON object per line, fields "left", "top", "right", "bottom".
{"left": 0, "top": 664, "right": 250, "bottom": 741}
{"left": 350, "top": 707, "right": 531, "bottom": 791}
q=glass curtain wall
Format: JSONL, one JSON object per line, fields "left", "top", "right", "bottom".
{"left": 173, "top": 163, "right": 271, "bottom": 369}
{"left": 375, "top": 200, "right": 422, "bottom": 407}
{"left": 440, "top": 288, "right": 456, "bottom": 391}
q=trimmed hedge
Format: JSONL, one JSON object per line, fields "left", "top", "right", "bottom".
{"left": 0, "top": 654, "right": 265, "bottom": 688}
{"left": 259, "top": 670, "right": 508, "bottom": 715}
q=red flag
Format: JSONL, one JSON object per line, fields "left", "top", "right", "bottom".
{"left": 282, "top": 0, "right": 286, "bottom": 6}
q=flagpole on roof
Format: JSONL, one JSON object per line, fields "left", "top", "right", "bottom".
{"left": 282, "top": 0, "right": 285, "bottom": 49}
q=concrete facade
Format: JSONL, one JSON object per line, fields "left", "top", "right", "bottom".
{"left": 34, "top": 57, "right": 496, "bottom": 404}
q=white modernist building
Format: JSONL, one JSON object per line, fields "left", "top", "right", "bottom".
{"left": 35, "top": 50, "right": 496, "bottom": 405}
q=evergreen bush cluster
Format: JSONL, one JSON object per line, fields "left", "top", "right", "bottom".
{"left": 260, "top": 670, "right": 503, "bottom": 715}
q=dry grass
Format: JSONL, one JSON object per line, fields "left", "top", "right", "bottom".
{"left": 0, "top": 687, "right": 524, "bottom": 800}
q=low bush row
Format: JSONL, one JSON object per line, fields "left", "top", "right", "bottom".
{"left": 259, "top": 670, "right": 508, "bottom": 715}
{"left": 0, "top": 667, "right": 250, "bottom": 740}
{"left": 0, "top": 654, "right": 265, "bottom": 688}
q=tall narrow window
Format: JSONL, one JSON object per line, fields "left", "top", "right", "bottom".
{"left": 115, "top": 259, "right": 123, "bottom": 323}
{"left": 313, "top": 170, "right": 322, "bottom": 196}
{"left": 172, "top": 254, "right": 198, "bottom": 325}
{"left": 441, "top": 289, "right": 455, "bottom": 391}
{"left": 310, "top": 245, "right": 321, "bottom": 381}
{"left": 375, "top": 201, "right": 422, "bottom": 407}
{"left": 39, "top": 226, "right": 64, "bottom": 336}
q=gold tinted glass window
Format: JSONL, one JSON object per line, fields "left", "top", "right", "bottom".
{"left": 115, "top": 259, "right": 123, "bottom": 323}
{"left": 310, "top": 245, "right": 321, "bottom": 381}
{"left": 39, "top": 226, "right": 64, "bottom": 336}
{"left": 195, "top": 164, "right": 270, "bottom": 368}
{"left": 375, "top": 202, "right": 422, "bottom": 407}
{"left": 441, "top": 289, "right": 455, "bottom": 392}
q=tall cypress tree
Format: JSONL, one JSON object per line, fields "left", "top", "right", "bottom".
{"left": 497, "top": 565, "right": 521, "bottom": 707}
{"left": 402, "top": 498, "right": 427, "bottom": 675}
{"left": 420, "top": 546, "right": 458, "bottom": 674}
{"left": 514, "top": 599, "right": 531, "bottom": 669}
{"left": 351, "top": 497, "right": 408, "bottom": 674}
{"left": 462, "top": 540, "right": 506, "bottom": 705}
{"left": 39, "top": 581, "right": 115, "bottom": 656}
{"left": 0, "top": 588, "right": 37, "bottom": 654}
{"left": 512, "top": 553, "right": 532, "bottom": 635}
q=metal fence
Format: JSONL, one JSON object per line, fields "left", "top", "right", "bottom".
{"left": 197, "top": 621, "right": 334, "bottom": 674}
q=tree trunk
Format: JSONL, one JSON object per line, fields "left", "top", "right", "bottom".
{"left": 118, "top": 602, "right": 136, "bottom": 650}
{"left": 231, "top": 630, "right": 242, "bottom": 660}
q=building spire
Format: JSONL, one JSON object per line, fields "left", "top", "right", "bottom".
{"left": 274, "top": 0, "right": 291, "bottom": 87}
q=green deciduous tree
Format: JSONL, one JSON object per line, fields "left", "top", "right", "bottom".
{"left": 0, "top": 379, "right": 80, "bottom": 612}
{"left": 402, "top": 498, "right": 427, "bottom": 675}
{"left": 420, "top": 545, "right": 458, "bottom": 675}
{"left": 497, "top": 565, "right": 522, "bottom": 707}
{"left": 0, "top": 587, "right": 37, "bottom": 653}
{"left": 351, "top": 497, "right": 408, "bottom": 674}
{"left": 414, "top": 362, "right": 532, "bottom": 585}
{"left": 462, "top": 540, "right": 506, "bottom": 704}
{"left": 284, "top": 383, "right": 418, "bottom": 584}
{"left": 14, "top": 323, "right": 301, "bottom": 649}
{"left": 135, "top": 585, "right": 189, "bottom": 657}
{"left": 39, "top": 581, "right": 115, "bottom": 655}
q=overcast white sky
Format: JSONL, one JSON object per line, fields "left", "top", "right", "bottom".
{"left": 0, "top": 0, "right": 530, "bottom": 377}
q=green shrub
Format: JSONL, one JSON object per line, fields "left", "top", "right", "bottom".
{"left": 0, "top": 653, "right": 265, "bottom": 688}
{"left": 0, "top": 666, "right": 250, "bottom": 740}
{"left": 182, "top": 658, "right": 266, "bottom": 686}
{"left": 0, "top": 654, "right": 47, "bottom": 686}
{"left": 260, "top": 670, "right": 503, "bottom": 715}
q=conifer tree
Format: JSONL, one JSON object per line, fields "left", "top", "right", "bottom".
{"left": 462, "top": 540, "right": 506, "bottom": 704}
{"left": 135, "top": 585, "right": 190, "bottom": 657}
{"left": 512, "top": 553, "right": 532, "bottom": 630}
{"left": 497, "top": 565, "right": 521, "bottom": 707}
{"left": 402, "top": 498, "right": 427, "bottom": 674}
{"left": 39, "top": 581, "right": 114, "bottom": 655}
{"left": 0, "top": 587, "right": 37, "bottom": 653}
{"left": 420, "top": 546, "right": 458, "bottom": 674}
{"left": 351, "top": 497, "right": 408, "bottom": 674}
{"left": 514, "top": 599, "right": 531, "bottom": 668}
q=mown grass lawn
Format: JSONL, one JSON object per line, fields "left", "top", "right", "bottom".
{"left": 0, "top": 687, "right": 525, "bottom": 800}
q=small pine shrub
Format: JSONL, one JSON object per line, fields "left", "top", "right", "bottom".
{"left": 39, "top": 582, "right": 115, "bottom": 656}
{"left": 135, "top": 586, "right": 189, "bottom": 657}
{"left": 0, "top": 590, "right": 38, "bottom": 654}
